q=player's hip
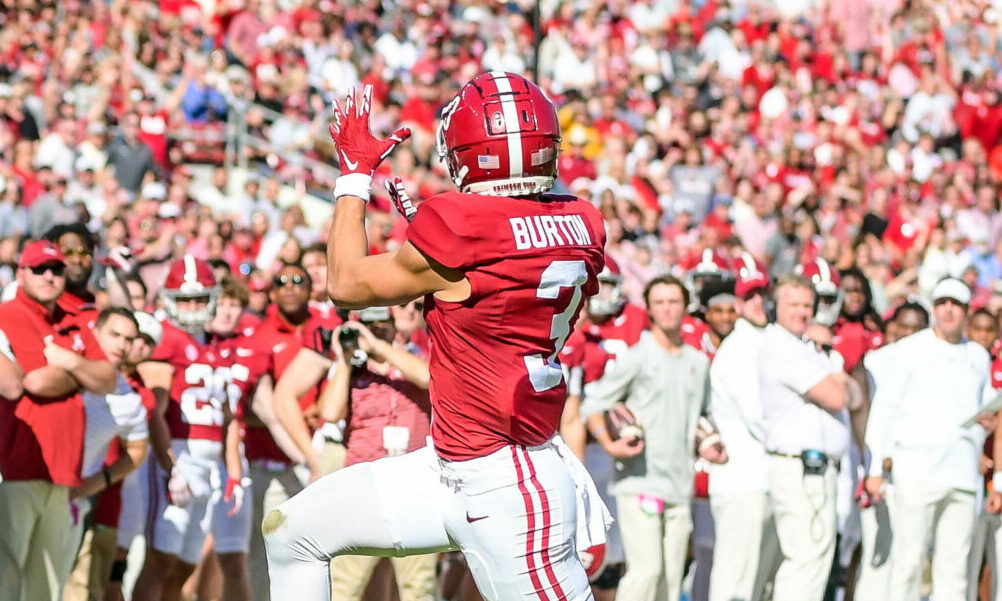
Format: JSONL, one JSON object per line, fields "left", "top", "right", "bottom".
{"left": 436, "top": 435, "right": 573, "bottom": 496}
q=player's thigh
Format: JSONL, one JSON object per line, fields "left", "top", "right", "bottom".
{"left": 446, "top": 444, "right": 590, "bottom": 601}
{"left": 265, "top": 447, "right": 453, "bottom": 559}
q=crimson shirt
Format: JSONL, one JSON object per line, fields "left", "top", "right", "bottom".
{"left": 406, "top": 192, "right": 606, "bottom": 460}
{"left": 0, "top": 289, "right": 103, "bottom": 486}
{"left": 242, "top": 307, "right": 340, "bottom": 463}
{"left": 833, "top": 318, "right": 883, "bottom": 373}
{"left": 344, "top": 366, "right": 432, "bottom": 466}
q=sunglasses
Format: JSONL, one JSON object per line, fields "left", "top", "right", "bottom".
{"left": 61, "top": 248, "right": 92, "bottom": 258}
{"left": 273, "top": 274, "right": 308, "bottom": 288}
{"left": 28, "top": 263, "right": 65, "bottom": 276}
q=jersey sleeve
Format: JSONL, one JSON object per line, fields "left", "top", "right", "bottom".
{"left": 406, "top": 196, "right": 481, "bottom": 270}
{"left": 151, "top": 326, "right": 180, "bottom": 363}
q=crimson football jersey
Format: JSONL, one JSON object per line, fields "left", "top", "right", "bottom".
{"left": 153, "top": 322, "right": 240, "bottom": 443}
{"left": 407, "top": 192, "right": 606, "bottom": 460}
{"left": 561, "top": 303, "right": 649, "bottom": 394}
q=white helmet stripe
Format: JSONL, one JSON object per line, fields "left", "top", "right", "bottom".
{"left": 183, "top": 254, "right": 197, "bottom": 284}
{"left": 489, "top": 71, "right": 524, "bottom": 179}
{"left": 817, "top": 259, "right": 831, "bottom": 283}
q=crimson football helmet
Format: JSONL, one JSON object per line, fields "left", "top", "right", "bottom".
{"left": 686, "top": 248, "right": 728, "bottom": 312}
{"left": 436, "top": 71, "right": 561, "bottom": 196}
{"left": 734, "top": 252, "right": 769, "bottom": 299}
{"left": 161, "top": 254, "right": 220, "bottom": 331}
{"left": 588, "top": 257, "right": 626, "bottom": 317}
{"left": 796, "top": 258, "right": 842, "bottom": 326}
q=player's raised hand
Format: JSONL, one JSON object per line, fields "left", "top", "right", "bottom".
{"left": 385, "top": 177, "right": 417, "bottom": 222}
{"left": 329, "top": 84, "right": 410, "bottom": 202}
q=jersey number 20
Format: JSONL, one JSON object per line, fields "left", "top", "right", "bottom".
{"left": 524, "top": 260, "right": 588, "bottom": 392}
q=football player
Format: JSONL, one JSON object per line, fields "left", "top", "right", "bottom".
{"left": 265, "top": 74, "right": 610, "bottom": 601}
{"left": 132, "top": 256, "right": 239, "bottom": 601}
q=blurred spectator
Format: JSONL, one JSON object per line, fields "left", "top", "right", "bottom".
{"left": 758, "top": 274, "right": 859, "bottom": 601}
{"left": 30, "top": 173, "right": 80, "bottom": 238}
{"left": 106, "top": 113, "right": 156, "bottom": 194}
{"left": 865, "top": 279, "right": 994, "bottom": 601}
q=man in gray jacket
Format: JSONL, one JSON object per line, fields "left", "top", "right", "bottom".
{"left": 584, "top": 275, "right": 722, "bottom": 601}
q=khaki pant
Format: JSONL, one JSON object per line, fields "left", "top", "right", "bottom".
{"left": 709, "top": 491, "right": 780, "bottom": 601}
{"left": 967, "top": 509, "right": 1002, "bottom": 601}
{"left": 249, "top": 462, "right": 305, "bottom": 601}
{"left": 331, "top": 553, "right": 438, "bottom": 601}
{"left": 768, "top": 455, "right": 837, "bottom": 601}
{"left": 855, "top": 488, "right": 894, "bottom": 601}
{"left": 0, "top": 480, "right": 72, "bottom": 601}
{"left": 614, "top": 493, "right": 692, "bottom": 601}
{"left": 888, "top": 479, "right": 975, "bottom": 601}
{"left": 64, "top": 525, "right": 118, "bottom": 601}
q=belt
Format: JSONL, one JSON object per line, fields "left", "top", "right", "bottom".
{"left": 251, "top": 459, "right": 294, "bottom": 473}
{"left": 767, "top": 450, "right": 841, "bottom": 471}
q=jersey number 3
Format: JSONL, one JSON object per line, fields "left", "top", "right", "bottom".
{"left": 525, "top": 260, "right": 588, "bottom": 392}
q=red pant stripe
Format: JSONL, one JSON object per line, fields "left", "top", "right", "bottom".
{"left": 512, "top": 446, "right": 551, "bottom": 601}
{"left": 523, "top": 448, "right": 568, "bottom": 601}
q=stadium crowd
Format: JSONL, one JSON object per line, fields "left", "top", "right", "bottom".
{"left": 4, "top": 0, "right": 1002, "bottom": 600}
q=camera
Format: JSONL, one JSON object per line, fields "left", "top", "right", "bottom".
{"left": 314, "top": 327, "right": 335, "bottom": 355}
{"left": 338, "top": 327, "right": 368, "bottom": 367}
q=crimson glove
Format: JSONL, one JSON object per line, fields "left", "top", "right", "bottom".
{"left": 224, "top": 477, "right": 248, "bottom": 517}
{"left": 384, "top": 177, "right": 417, "bottom": 222}
{"left": 329, "top": 84, "right": 410, "bottom": 201}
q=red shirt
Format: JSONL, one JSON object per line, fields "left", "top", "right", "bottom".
{"left": 243, "top": 307, "right": 340, "bottom": 463}
{"left": 139, "top": 110, "right": 171, "bottom": 168}
{"left": 406, "top": 191, "right": 606, "bottom": 460}
{"left": 833, "top": 318, "right": 883, "bottom": 373}
{"left": 58, "top": 289, "right": 98, "bottom": 330}
{"left": 344, "top": 367, "right": 432, "bottom": 466}
{"left": 0, "top": 289, "right": 102, "bottom": 486}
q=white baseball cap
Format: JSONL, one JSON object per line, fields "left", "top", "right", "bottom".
{"left": 134, "top": 311, "right": 163, "bottom": 346}
{"left": 931, "top": 278, "right": 971, "bottom": 306}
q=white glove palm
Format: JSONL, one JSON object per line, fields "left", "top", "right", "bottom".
{"left": 168, "top": 467, "right": 192, "bottom": 507}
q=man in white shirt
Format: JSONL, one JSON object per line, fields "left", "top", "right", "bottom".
{"left": 854, "top": 302, "right": 929, "bottom": 601}
{"left": 707, "top": 265, "right": 780, "bottom": 601}
{"left": 864, "top": 278, "right": 994, "bottom": 601}
{"left": 56, "top": 308, "right": 149, "bottom": 590}
{"left": 759, "top": 274, "right": 861, "bottom": 601}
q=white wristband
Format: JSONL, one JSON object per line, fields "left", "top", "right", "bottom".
{"left": 332, "top": 173, "right": 373, "bottom": 202}
{"left": 993, "top": 471, "right": 1002, "bottom": 492}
